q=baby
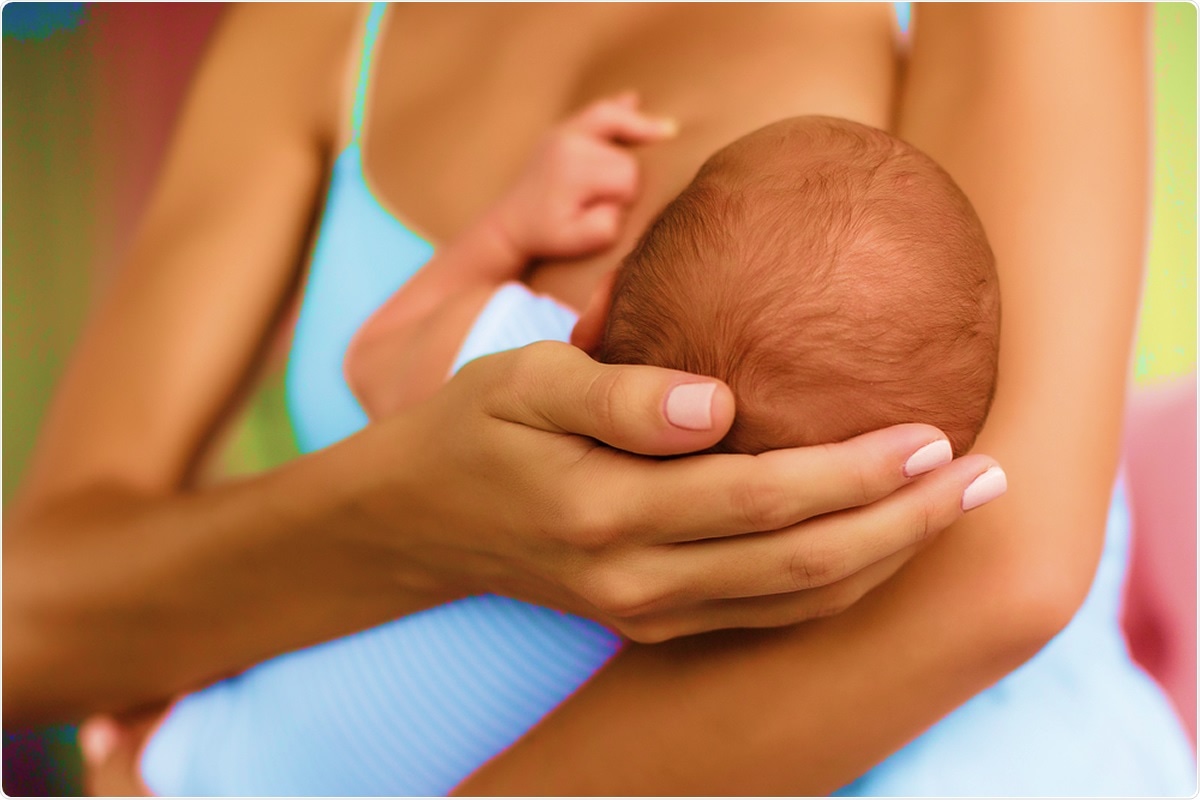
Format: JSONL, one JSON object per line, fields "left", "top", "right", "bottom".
{"left": 139, "top": 101, "right": 998, "bottom": 796}
{"left": 349, "top": 104, "right": 999, "bottom": 457}
{"left": 598, "top": 114, "right": 998, "bottom": 456}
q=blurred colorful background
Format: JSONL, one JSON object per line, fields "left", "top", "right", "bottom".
{"left": 3, "top": 2, "right": 1195, "bottom": 795}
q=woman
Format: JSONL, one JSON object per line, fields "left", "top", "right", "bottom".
{"left": 9, "top": 2, "right": 1188, "bottom": 795}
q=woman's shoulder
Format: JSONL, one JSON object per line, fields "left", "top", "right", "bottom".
{"left": 216, "top": 3, "right": 364, "bottom": 55}
{"left": 201, "top": 3, "right": 367, "bottom": 150}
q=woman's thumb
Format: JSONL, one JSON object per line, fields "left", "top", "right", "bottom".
{"left": 478, "top": 341, "right": 735, "bottom": 456}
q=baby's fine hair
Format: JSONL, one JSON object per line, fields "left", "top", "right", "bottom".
{"left": 597, "top": 116, "right": 1000, "bottom": 456}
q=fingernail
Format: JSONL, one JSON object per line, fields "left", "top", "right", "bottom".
{"left": 962, "top": 466, "right": 1008, "bottom": 511}
{"left": 78, "top": 721, "right": 118, "bottom": 763}
{"left": 903, "top": 439, "right": 953, "bottom": 477}
{"left": 665, "top": 382, "right": 716, "bottom": 430}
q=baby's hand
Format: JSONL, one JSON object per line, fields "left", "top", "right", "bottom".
{"left": 489, "top": 93, "right": 677, "bottom": 260}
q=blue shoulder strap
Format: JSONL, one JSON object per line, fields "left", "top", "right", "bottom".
{"left": 350, "top": 3, "right": 390, "bottom": 143}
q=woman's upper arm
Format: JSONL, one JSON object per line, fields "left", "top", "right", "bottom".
{"left": 895, "top": 2, "right": 1151, "bottom": 605}
{"left": 13, "top": 3, "right": 359, "bottom": 513}
{"left": 457, "top": 5, "right": 1152, "bottom": 793}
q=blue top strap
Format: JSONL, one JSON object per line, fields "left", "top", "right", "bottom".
{"left": 350, "top": 3, "right": 390, "bottom": 143}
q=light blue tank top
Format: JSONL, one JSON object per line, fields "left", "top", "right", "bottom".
{"left": 284, "top": 6, "right": 432, "bottom": 450}
{"left": 140, "top": 5, "right": 1195, "bottom": 795}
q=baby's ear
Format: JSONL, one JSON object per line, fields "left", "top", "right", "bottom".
{"left": 570, "top": 270, "right": 618, "bottom": 356}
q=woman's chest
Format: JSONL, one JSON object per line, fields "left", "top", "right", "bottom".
{"left": 361, "top": 4, "right": 900, "bottom": 253}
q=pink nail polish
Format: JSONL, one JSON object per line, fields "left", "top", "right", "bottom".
{"left": 962, "top": 466, "right": 1008, "bottom": 511}
{"left": 665, "top": 383, "right": 716, "bottom": 430}
{"left": 903, "top": 439, "right": 953, "bottom": 477}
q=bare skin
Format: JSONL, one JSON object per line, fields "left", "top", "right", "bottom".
{"left": 456, "top": 3, "right": 1152, "bottom": 793}
{"left": 360, "top": 3, "right": 899, "bottom": 309}
{"left": 345, "top": 93, "right": 677, "bottom": 416}
{"left": 8, "top": 3, "right": 986, "bottom": 727}
{"left": 14, "top": 1, "right": 1150, "bottom": 796}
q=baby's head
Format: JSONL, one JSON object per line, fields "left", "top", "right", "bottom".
{"left": 582, "top": 116, "right": 999, "bottom": 455}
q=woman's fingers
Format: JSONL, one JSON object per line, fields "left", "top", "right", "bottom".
{"left": 548, "top": 445, "right": 1002, "bottom": 630}
{"left": 451, "top": 344, "right": 1006, "bottom": 636}
{"left": 643, "top": 454, "right": 1004, "bottom": 603}
{"left": 626, "top": 548, "right": 917, "bottom": 642}
{"left": 592, "top": 423, "right": 955, "bottom": 545}
{"left": 475, "top": 341, "right": 736, "bottom": 456}
{"left": 576, "top": 456, "right": 1003, "bottom": 641}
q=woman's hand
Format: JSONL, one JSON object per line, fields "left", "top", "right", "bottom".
{"left": 487, "top": 93, "right": 678, "bottom": 262}
{"left": 359, "top": 339, "right": 1005, "bottom": 642}
{"left": 76, "top": 335, "right": 1003, "bottom": 793}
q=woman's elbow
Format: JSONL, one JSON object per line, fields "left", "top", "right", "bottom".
{"left": 2, "top": 597, "right": 62, "bottom": 728}
{"left": 987, "top": 536, "right": 1102, "bottom": 659}
{"left": 3, "top": 516, "right": 107, "bottom": 727}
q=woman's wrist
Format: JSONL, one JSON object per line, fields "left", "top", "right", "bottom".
{"left": 296, "top": 414, "right": 475, "bottom": 602}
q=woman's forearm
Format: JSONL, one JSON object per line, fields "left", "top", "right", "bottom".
{"left": 457, "top": 550, "right": 1068, "bottom": 795}
{"left": 458, "top": 4, "right": 1151, "bottom": 793}
{"left": 3, "top": 421, "right": 455, "bottom": 727}
{"left": 12, "top": 342, "right": 968, "bottom": 732}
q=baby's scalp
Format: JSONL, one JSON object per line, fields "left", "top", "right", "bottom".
{"left": 597, "top": 115, "right": 1000, "bottom": 455}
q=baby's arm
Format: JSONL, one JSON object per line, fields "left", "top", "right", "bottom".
{"left": 345, "top": 94, "right": 676, "bottom": 418}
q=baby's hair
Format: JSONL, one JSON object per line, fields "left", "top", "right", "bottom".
{"left": 597, "top": 116, "right": 1000, "bottom": 456}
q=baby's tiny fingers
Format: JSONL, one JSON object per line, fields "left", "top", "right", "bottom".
{"left": 571, "top": 204, "right": 622, "bottom": 248}
{"left": 571, "top": 98, "right": 678, "bottom": 143}
{"left": 611, "top": 89, "right": 640, "bottom": 108}
{"left": 576, "top": 145, "right": 640, "bottom": 203}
